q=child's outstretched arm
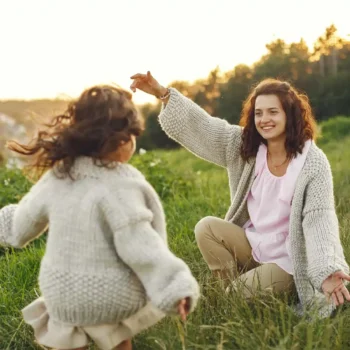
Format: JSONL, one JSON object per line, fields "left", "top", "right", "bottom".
{"left": 102, "top": 198, "right": 200, "bottom": 316}
{"left": 0, "top": 177, "right": 49, "bottom": 248}
{"left": 114, "top": 219, "right": 199, "bottom": 314}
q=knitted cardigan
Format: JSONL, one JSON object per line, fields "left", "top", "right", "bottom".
{"left": 0, "top": 159, "right": 200, "bottom": 325}
{"left": 158, "top": 88, "right": 349, "bottom": 317}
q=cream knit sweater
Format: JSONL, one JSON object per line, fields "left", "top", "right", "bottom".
{"left": 158, "top": 88, "right": 349, "bottom": 317}
{"left": 0, "top": 158, "right": 200, "bottom": 325}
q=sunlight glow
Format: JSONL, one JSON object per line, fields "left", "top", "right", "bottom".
{"left": 0, "top": 0, "right": 349, "bottom": 104}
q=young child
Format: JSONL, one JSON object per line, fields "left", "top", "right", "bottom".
{"left": 0, "top": 85, "right": 200, "bottom": 350}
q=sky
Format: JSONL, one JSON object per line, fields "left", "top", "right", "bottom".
{"left": 0, "top": 0, "right": 349, "bottom": 104}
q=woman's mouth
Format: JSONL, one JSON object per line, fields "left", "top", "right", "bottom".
{"left": 261, "top": 126, "right": 275, "bottom": 132}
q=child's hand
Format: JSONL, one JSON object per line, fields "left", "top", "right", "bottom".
{"left": 177, "top": 297, "right": 191, "bottom": 321}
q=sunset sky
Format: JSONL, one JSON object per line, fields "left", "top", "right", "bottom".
{"left": 0, "top": 0, "right": 349, "bottom": 104}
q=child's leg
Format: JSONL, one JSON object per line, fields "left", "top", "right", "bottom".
{"left": 194, "top": 216, "right": 258, "bottom": 287}
{"left": 113, "top": 339, "right": 132, "bottom": 350}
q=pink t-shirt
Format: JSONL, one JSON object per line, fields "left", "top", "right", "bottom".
{"left": 243, "top": 140, "right": 312, "bottom": 274}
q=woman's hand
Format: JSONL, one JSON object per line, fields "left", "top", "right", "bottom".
{"left": 322, "top": 270, "right": 350, "bottom": 306}
{"left": 177, "top": 297, "right": 191, "bottom": 321}
{"left": 130, "top": 71, "right": 168, "bottom": 98}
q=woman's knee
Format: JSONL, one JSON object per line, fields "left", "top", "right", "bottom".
{"left": 194, "top": 216, "right": 217, "bottom": 242}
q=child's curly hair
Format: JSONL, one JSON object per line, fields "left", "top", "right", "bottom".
{"left": 7, "top": 85, "right": 144, "bottom": 176}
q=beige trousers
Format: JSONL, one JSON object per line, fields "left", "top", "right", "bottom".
{"left": 194, "top": 216, "right": 295, "bottom": 297}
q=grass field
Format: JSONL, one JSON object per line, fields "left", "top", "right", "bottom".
{"left": 0, "top": 124, "right": 350, "bottom": 349}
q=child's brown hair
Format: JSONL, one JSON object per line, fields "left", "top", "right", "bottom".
{"left": 7, "top": 85, "right": 144, "bottom": 176}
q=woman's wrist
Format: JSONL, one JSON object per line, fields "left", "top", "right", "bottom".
{"left": 157, "top": 86, "right": 169, "bottom": 98}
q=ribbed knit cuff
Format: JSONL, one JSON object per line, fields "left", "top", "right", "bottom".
{"left": 154, "top": 270, "right": 200, "bottom": 315}
{"left": 309, "top": 262, "right": 349, "bottom": 293}
{"left": 159, "top": 88, "right": 191, "bottom": 140}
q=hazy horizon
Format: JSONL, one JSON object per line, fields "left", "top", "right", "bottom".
{"left": 1, "top": 0, "right": 349, "bottom": 104}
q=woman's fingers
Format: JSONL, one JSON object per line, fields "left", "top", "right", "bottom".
{"left": 130, "top": 73, "right": 146, "bottom": 79}
{"left": 337, "top": 284, "right": 350, "bottom": 302}
{"left": 336, "top": 290, "right": 344, "bottom": 305}
{"left": 147, "top": 71, "right": 156, "bottom": 83}
{"left": 332, "top": 292, "right": 339, "bottom": 306}
{"left": 130, "top": 80, "right": 138, "bottom": 92}
{"left": 330, "top": 284, "right": 350, "bottom": 306}
{"left": 342, "top": 285, "right": 350, "bottom": 301}
{"left": 337, "top": 271, "right": 350, "bottom": 281}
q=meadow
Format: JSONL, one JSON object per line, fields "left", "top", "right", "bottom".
{"left": 0, "top": 117, "right": 350, "bottom": 349}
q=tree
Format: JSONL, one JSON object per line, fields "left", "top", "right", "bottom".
{"left": 312, "top": 24, "right": 344, "bottom": 76}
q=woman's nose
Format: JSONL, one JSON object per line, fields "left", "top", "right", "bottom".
{"left": 260, "top": 112, "right": 270, "bottom": 123}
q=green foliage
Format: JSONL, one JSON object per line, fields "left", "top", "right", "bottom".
{"left": 1, "top": 25, "right": 350, "bottom": 153}
{"left": 137, "top": 103, "right": 179, "bottom": 151}
{"left": 1, "top": 127, "right": 350, "bottom": 349}
{"left": 0, "top": 167, "right": 32, "bottom": 208}
{"left": 136, "top": 25, "right": 350, "bottom": 149}
{"left": 318, "top": 116, "right": 350, "bottom": 146}
{"left": 130, "top": 151, "right": 194, "bottom": 200}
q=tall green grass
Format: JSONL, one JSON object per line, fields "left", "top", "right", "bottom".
{"left": 0, "top": 134, "right": 350, "bottom": 349}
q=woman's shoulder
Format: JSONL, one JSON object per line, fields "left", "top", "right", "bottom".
{"left": 302, "top": 141, "right": 332, "bottom": 178}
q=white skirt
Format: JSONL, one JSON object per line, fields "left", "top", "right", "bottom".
{"left": 22, "top": 297, "right": 165, "bottom": 350}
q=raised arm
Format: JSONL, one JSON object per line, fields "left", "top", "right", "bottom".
{"left": 130, "top": 71, "right": 242, "bottom": 168}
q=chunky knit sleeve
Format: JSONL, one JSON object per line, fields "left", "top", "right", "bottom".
{"left": 0, "top": 176, "right": 49, "bottom": 248}
{"left": 302, "top": 154, "right": 349, "bottom": 292}
{"left": 113, "top": 220, "right": 200, "bottom": 314}
{"left": 101, "top": 191, "right": 200, "bottom": 315}
{"left": 158, "top": 88, "right": 242, "bottom": 168}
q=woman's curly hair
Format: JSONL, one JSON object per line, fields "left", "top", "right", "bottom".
{"left": 239, "top": 78, "right": 317, "bottom": 161}
{"left": 7, "top": 85, "right": 144, "bottom": 177}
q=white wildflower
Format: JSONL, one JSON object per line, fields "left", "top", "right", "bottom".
{"left": 150, "top": 159, "right": 161, "bottom": 167}
{"left": 139, "top": 148, "right": 147, "bottom": 155}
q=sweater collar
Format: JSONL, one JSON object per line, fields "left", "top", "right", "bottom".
{"left": 54, "top": 156, "right": 143, "bottom": 180}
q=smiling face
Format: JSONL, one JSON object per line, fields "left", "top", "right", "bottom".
{"left": 254, "top": 94, "right": 287, "bottom": 142}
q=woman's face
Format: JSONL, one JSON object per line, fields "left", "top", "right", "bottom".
{"left": 254, "top": 94, "right": 287, "bottom": 142}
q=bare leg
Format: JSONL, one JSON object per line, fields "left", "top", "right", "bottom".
{"left": 114, "top": 339, "right": 132, "bottom": 350}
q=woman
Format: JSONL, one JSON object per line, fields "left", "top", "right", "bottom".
{"left": 130, "top": 72, "right": 350, "bottom": 317}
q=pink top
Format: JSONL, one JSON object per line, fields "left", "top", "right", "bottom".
{"left": 243, "top": 140, "right": 312, "bottom": 274}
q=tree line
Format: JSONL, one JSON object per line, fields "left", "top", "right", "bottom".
{"left": 138, "top": 25, "right": 350, "bottom": 150}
